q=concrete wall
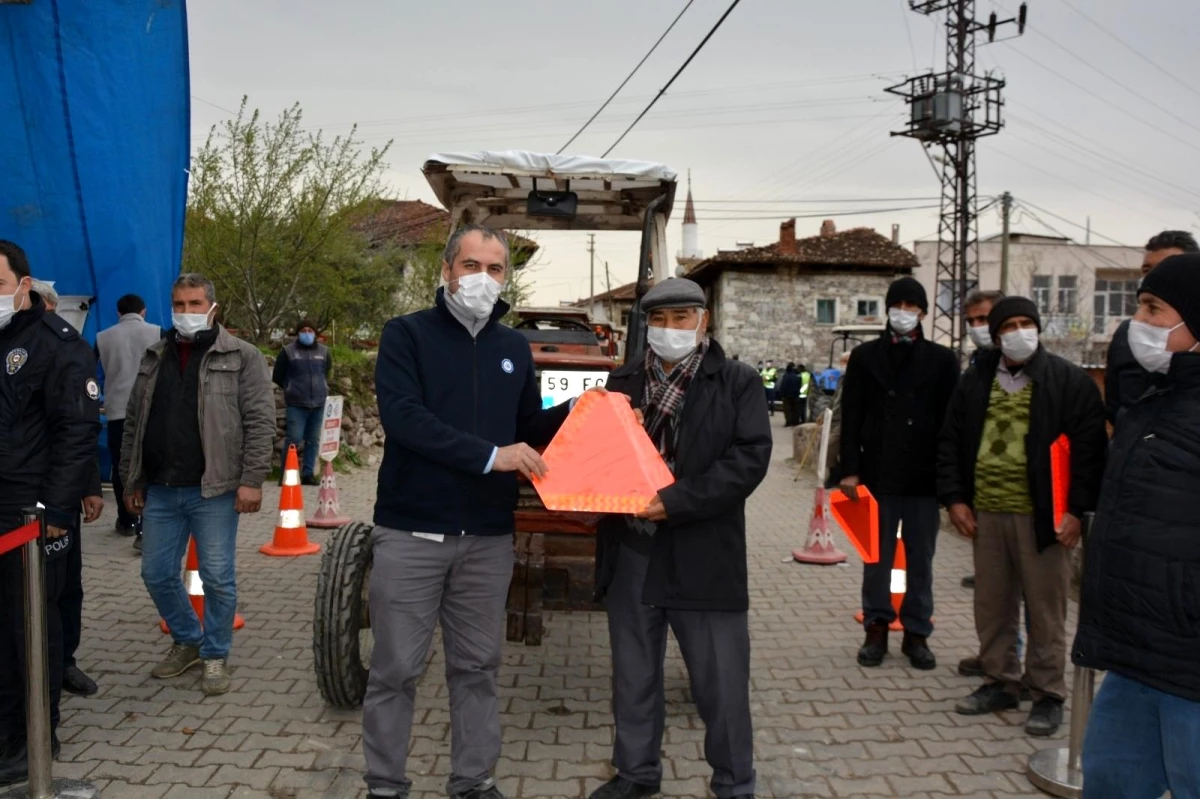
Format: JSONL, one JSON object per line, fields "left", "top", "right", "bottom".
{"left": 710, "top": 267, "right": 900, "bottom": 368}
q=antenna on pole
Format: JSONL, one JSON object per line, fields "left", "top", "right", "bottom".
{"left": 886, "top": 0, "right": 1028, "bottom": 353}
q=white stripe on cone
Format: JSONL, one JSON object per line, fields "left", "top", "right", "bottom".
{"left": 278, "top": 509, "right": 303, "bottom": 529}
{"left": 186, "top": 570, "right": 204, "bottom": 596}
{"left": 283, "top": 469, "right": 300, "bottom": 487}
{"left": 890, "top": 569, "right": 907, "bottom": 595}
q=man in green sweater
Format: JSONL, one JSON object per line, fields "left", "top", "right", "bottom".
{"left": 937, "top": 297, "right": 1107, "bottom": 737}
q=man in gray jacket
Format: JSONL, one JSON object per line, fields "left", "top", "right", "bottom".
{"left": 120, "top": 274, "right": 275, "bottom": 696}
{"left": 97, "top": 293, "right": 161, "bottom": 545}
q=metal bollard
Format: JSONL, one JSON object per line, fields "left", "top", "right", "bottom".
{"left": 1027, "top": 665, "right": 1094, "bottom": 798}
{"left": 0, "top": 509, "right": 99, "bottom": 799}
{"left": 1027, "top": 511, "right": 1096, "bottom": 799}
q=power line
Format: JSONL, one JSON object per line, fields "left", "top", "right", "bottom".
{"left": 1054, "top": 0, "right": 1200, "bottom": 103}
{"left": 1015, "top": 199, "right": 1130, "bottom": 248}
{"left": 557, "top": 0, "right": 696, "bottom": 154}
{"left": 602, "top": 0, "right": 744, "bottom": 157}
{"left": 697, "top": 203, "right": 941, "bottom": 221}
{"left": 692, "top": 196, "right": 939, "bottom": 204}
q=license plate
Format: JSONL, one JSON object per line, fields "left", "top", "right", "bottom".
{"left": 540, "top": 370, "right": 608, "bottom": 408}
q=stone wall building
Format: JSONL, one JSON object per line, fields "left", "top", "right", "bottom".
{"left": 686, "top": 219, "right": 917, "bottom": 368}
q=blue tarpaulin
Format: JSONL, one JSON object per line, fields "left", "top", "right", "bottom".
{"left": 0, "top": 0, "right": 190, "bottom": 340}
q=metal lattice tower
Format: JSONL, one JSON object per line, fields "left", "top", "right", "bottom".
{"left": 887, "top": 1, "right": 1025, "bottom": 352}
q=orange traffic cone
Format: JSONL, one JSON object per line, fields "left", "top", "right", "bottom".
{"left": 793, "top": 487, "right": 848, "bottom": 565}
{"left": 308, "top": 459, "right": 351, "bottom": 528}
{"left": 160, "top": 537, "right": 245, "bottom": 634}
{"left": 260, "top": 445, "right": 320, "bottom": 556}
{"left": 854, "top": 523, "right": 907, "bottom": 632}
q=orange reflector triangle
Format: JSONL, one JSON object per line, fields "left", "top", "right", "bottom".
{"left": 1051, "top": 433, "right": 1070, "bottom": 530}
{"left": 829, "top": 485, "right": 880, "bottom": 564}
{"left": 532, "top": 391, "right": 674, "bottom": 514}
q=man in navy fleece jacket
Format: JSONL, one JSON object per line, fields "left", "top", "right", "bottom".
{"left": 363, "top": 225, "right": 572, "bottom": 799}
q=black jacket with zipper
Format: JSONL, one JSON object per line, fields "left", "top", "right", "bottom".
{"left": 594, "top": 340, "right": 773, "bottom": 612}
{"left": 937, "top": 346, "right": 1108, "bottom": 552}
{"left": 835, "top": 330, "right": 960, "bottom": 497}
{"left": 1073, "top": 353, "right": 1200, "bottom": 702}
{"left": 373, "top": 290, "right": 570, "bottom": 536}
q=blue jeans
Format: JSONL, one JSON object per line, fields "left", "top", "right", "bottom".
{"left": 1083, "top": 671, "right": 1200, "bottom": 798}
{"left": 140, "top": 486, "right": 239, "bottom": 660}
{"left": 285, "top": 405, "right": 323, "bottom": 478}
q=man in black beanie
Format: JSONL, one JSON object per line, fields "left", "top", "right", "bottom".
{"left": 938, "top": 295, "right": 1107, "bottom": 736}
{"left": 1104, "top": 230, "right": 1198, "bottom": 426}
{"left": 836, "top": 276, "right": 960, "bottom": 671}
{"left": 1073, "top": 253, "right": 1200, "bottom": 795}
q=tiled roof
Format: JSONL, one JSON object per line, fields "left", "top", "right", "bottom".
{"left": 687, "top": 226, "right": 917, "bottom": 282}
{"left": 574, "top": 279, "right": 644, "bottom": 305}
{"left": 351, "top": 199, "right": 538, "bottom": 256}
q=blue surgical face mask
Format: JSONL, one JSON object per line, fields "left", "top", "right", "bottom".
{"left": 298, "top": 331, "right": 316, "bottom": 346}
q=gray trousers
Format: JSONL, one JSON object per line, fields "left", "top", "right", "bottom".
{"left": 363, "top": 527, "right": 514, "bottom": 796}
{"left": 606, "top": 543, "right": 756, "bottom": 798}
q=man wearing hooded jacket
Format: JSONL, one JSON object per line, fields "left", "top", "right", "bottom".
{"left": 588, "top": 278, "right": 772, "bottom": 799}
{"left": 837, "top": 277, "right": 960, "bottom": 671}
{"left": 939, "top": 297, "right": 1106, "bottom": 736}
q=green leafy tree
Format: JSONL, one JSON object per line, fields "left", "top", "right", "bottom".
{"left": 184, "top": 98, "right": 402, "bottom": 342}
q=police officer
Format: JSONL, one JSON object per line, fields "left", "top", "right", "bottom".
{"left": 0, "top": 241, "right": 100, "bottom": 786}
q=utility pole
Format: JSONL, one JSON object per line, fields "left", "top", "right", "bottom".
{"left": 604, "top": 261, "right": 614, "bottom": 323}
{"left": 587, "top": 233, "right": 596, "bottom": 311}
{"left": 887, "top": 0, "right": 1027, "bottom": 353}
{"left": 1000, "top": 191, "right": 1012, "bottom": 293}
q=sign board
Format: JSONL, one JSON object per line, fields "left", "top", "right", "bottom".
{"left": 320, "top": 395, "right": 344, "bottom": 461}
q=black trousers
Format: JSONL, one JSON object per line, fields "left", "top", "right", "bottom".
{"left": 861, "top": 495, "right": 939, "bottom": 638}
{"left": 108, "top": 419, "right": 139, "bottom": 529}
{"left": 781, "top": 397, "right": 800, "bottom": 427}
{"left": 605, "top": 544, "right": 756, "bottom": 798}
{"left": 0, "top": 524, "right": 68, "bottom": 739}
{"left": 60, "top": 523, "right": 83, "bottom": 670}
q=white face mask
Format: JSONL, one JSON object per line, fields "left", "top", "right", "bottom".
{"left": 1000, "top": 327, "right": 1039, "bottom": 363}
{"left": 1128, "top": 319, "right": 1189, "bottom": 374}
{"left": 173, "top": 304, "right": 215, "bottom": 339}
{"left": 0, "top": 293, "right": 14, "bottom": 331}
{"left": 647, "top": 318, "right": 703, "bottom": 363}
{"left": 446, "top": 272, "right": 503, "bottom": 320}
{"left": 968, "top": 324, "right": 993, "bottom": 350}
{"left": 888, "top": 307, "right": 920, "bottom": 335}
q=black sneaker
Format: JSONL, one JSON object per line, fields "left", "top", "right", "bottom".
{"left": 133, "top": 532, "right": 143, "bottom": 555}
{"left": 114, "top": 522, "right": 137, "bottom": 537}
{"left": 961, "top": 574, "right": 975, "bottom": 588}
{"left": 588, "top": 776, "right": 660, "bottom": 799}
{"left": 63, "top": 665, "right": 98, "bottom": 696}
{"left": 302, "top": 474, "right": 320, "bottom": 487}
{"left": 0, "top": 736, "right": 59, "bottom": 787}
{"left": 958, "top": 656, "right": 985, "bottom": 677}
{"left": 857, "top": 622, "right": 889, "bottom": 667}
{"left": 955, "top": 682, "right": 1020, "bottom": 715}
{"left": 901, "top": 632, "right": 937, "bottom": 670}
{"left": 1025, "top": 698, "right": 1064, "bottom": 737}
{"left": 452, "top": 778, "right": 506, "bottom": 799}
{"left": 367, "top": 790, "right": 409, "bottom": 799}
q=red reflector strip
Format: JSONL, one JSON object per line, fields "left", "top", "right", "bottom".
{"left": 0, "top": 521, "right": 40, "bottom": 556}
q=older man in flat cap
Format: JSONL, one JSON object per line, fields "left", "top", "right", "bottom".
{"left": 587, "top": 279, "right": 773, "bottom": 799}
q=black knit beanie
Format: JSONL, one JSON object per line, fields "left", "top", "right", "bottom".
{"left": 885, "top": 276, "right": 928, "bottom": 313}
{"left": 1139, "top": 253, "right": 1200, "bottom": 339}
{"left": 988, "top": 296, "right": 1041, "bottom": 340}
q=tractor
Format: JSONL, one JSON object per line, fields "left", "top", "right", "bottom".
{"left": 313, "top": 150, "right": 677, "bottom": 708}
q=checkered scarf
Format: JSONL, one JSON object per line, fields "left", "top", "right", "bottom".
{"left": 641, "top": 340, "right": 708, "bottom": 466}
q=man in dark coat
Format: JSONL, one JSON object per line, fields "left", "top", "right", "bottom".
{"left": 939, "top": 296, "right": 1107, "bottom": 737}
{"left": 837, "top": 277, "right": 960, "bottom": 671}
{"left": 778, "top": 362, "right": 802, "bottom": 427}
{"left": 1074, "top": 255, "right": 1200, "bottom": 795}
{"left": 589, "top": 279, "right": 772, "bottom": 799}
{"left": 0, "top": 241, "right": 100, "bottom": 786}
{"left": 1104, "top": 230, "right": 1198, "bottom": 426}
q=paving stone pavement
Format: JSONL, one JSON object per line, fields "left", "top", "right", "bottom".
{"left": 57, "top": 418, "right": 1077, "bottom": 798}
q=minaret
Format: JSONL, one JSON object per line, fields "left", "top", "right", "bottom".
{"left": 676, "top": 170, "right": 703, "bottom": 274}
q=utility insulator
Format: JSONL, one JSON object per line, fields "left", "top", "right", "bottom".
{"left": 1018, "top": 3, "right": 1028, "bottom": 34}
{"left": 988, "top": 12, "right": 998, "bottom": 42}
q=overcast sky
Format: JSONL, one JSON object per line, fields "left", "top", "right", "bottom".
{"left": 187, "top": 0, "right": 1200, "bottom": 305}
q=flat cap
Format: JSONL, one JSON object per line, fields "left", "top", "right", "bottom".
{"left": 641, "top": 278, "right": 705, "bottom": 312}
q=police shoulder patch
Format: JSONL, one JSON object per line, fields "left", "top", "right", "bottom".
{"left": 501, "top": 358, "right": 514, "bottom": 374}
{"left": 85, "top": 378, "right": 100, "bottom": 401}
{"left": 5, "top": 348, "right": 28, "bottom": 375}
